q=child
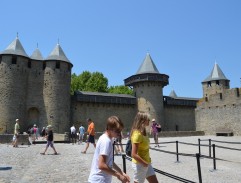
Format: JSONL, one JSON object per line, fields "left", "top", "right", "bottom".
{"left": 131, "top": 112, "right": 158, "bottom": 183}
{"left": 40, "top": 125, "right": 57, "bottom": 155}
{"left": 88, "top": 116, "right": 130, "bottom": 183}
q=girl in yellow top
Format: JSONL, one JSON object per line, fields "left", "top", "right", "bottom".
{"left": 131, "top": 112, "right": 158, "bottom": 183}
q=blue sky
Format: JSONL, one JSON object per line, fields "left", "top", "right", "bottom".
{"left": 1, "top": 0, "right": 241, "bottom": 98}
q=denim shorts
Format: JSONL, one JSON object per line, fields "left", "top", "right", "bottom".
{"left": 132, "top": 162, "right": 155, "bottom": 183}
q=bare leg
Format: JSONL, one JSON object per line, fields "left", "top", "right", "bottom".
{"left": 147, "top": 174, "right": 158, "bottom": 183}
{"left": 51, "top": 146, "right": 57, "bottom": 154}
{"left": 82, "top": 142, "right": 90, "bottom": 153}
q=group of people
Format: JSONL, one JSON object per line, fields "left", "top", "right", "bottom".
{"left": 13, "top": 112, "right": 161, "bottom": 182}
{"left": 70, "top": 123, "right": 86, "bottom": 144}
{"left": 86, "top": 112, "right": 160, "bottom": 183}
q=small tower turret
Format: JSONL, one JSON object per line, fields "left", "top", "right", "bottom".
{"left": 202, "top": 63, "right": 230, "bottom": 99}
{"left": 124, "top": 53, "right": 169, "bottom": 126}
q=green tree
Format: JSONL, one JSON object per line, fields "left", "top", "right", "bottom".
{"left": 70, "top": 73, "right": 80, "bottom": 95}
{"left": 86, "top": 72, "right": 108, "bottom": 92}
{"left": 108, "top": 85, "right": 133, "bottom": 95}
{"left": 71, "top": 71, "right": 108, "bottom": 94}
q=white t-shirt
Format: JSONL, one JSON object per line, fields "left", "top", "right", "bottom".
{"left": 88, "top": 133, "right": 114, "bottom": 183}
{"left": 70, "top": 126, "right": 76, "bottom": 134}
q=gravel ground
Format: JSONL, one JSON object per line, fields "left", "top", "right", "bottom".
{"left": 0, "top": 135, "right": 241, "bottom": 183}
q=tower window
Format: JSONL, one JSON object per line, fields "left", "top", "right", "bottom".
{"left": 12, "top": 56, "right": 17, "bottom": 64}
{"left": 220, "top": 93, "right": 222, "bottom": 100}
{"left": 207, "top": 81, "right": 211, "bottom": 87}
{"left": 0, "top": 56, "right": 2, "bottom": 64}
{"left": 43, "top": 62, "right": 46, "bottom": 70}
{"left": 56, "top": 61, "right": 60, "bottom": 69}
{"left": 216, "top": 80, "right": 219, "bottom": 85}
{"left": 28, "top": 60, "right": 31, "bottom": 68}
{"left": 236, "top": 88, "right": 240, "bottom": 97}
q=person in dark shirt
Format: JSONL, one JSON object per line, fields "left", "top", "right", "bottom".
{"left": 40, "top": 125, "right": 58, "bottom": 155}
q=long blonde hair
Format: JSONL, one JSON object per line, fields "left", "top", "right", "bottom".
{"left": 130, "top": 112, "right": 150, "bottom": 137}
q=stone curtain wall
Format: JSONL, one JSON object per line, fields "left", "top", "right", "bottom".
{"left": 195, "top": 104, "right": 241, "bottom": 135}
{"left": 196, "top": 87, "right": 241, "bottom": 135}
{"left": 71, "top": 102, "right": 137, "bottom": 133}
{"left": 164, "top": 105, "right": 196, "bottom": 131}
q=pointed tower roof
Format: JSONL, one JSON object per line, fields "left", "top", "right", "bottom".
{"left": 136, "top": 53, "right": 160, "bottom": 74}
{"left": 46, "top": 43, "right": 70, "bottom": 63}
{"left": 169, "top": 90, "right": 177, "bottom": 98}
{"left": 1, "top": 37, "right": 29, "bottom": 58}
{"left": 202, "top": 63, "right": 229, "bottom": 83}
{"left": 30, "top": 48, "right": 44, "bottom": 60}
{"left": 124, "top": 53, "right": 169, "bottom": 87}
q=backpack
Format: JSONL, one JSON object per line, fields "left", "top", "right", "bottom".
{"left": 125, "top": 139, "right": 132, "bottom": 157}
{"left": 157, "top": 127, "right": 162, "bottom": 132}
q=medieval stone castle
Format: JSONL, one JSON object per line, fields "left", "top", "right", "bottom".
{"left": 0, "top": 37, "right": 240, "bottom": 135}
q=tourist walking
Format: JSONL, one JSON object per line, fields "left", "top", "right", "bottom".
{"left": 70, "top": 125, "right": 76, "bottom": 144}
{"left": 79, "top": 124, "right": 85, "bottom": 144}
{"left": 81, "top": 118, "right": 96, "bottom": 153}
{"left": 150, "top": 119, "right": 161, "bottom": 147}
{"left": 131, "top": 112, "right": 158, "bottom": 183}
{"left": 12, "top": 119, "right": 20, "bottom": 147}
{"left": 115, "top": 131, "right": 125, "bottom": 154}
{"left": 88, "top": 116, "right": 130, "bottom": 183}
{"left": 40, "top": 125, "right": 58, "bottom": 155}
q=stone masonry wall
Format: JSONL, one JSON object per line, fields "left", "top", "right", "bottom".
{"left": 71, "top": 101, "right": 137, "bottom": 133}
{"left": 134, "top": 81, "right": 164, "bottom": 124}
{"left": 43, "top": 61, "right": 71, "bottom": 133}
{"left": 0, "top": 55, "right": 29, "bottom": 133}
{"left": 196, "top": 87, "right": 241, "bottom": 135}
{"left": 164, "top": 105, "right": 196, "bottom": 131}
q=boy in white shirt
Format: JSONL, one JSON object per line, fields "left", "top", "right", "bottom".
{"left": 88, "top": 116, "right": 130, "bottom": 183}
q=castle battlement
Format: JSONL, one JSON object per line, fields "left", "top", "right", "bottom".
{"left": 197, "top": 87, "right": 241, "bottom": 109}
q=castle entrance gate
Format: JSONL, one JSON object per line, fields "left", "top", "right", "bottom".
{"left": 27, "top": 107, "right": 40, "bottom": 130}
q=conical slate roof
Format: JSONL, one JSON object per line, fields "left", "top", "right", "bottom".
{"left": 46, "top": 44, "right": 70, "bottom": 63}
{"left": 30, "top": 48, "right": 44, "bottom": 60}
{"left": 169, "top": 90, "right": 177, "bottom": 98}
{"left": 202, "top": 63, "right": 229, "bottom": 82}
{"left": 136, "top": 53, "right": 160, "bottom": 74}
{"left": 1, "top": 37, "right": 29, "bottom": 58}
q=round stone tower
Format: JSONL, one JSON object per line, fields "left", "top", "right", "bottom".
{"left": 43, "top": 43, "right": 73, "bottom": 133}
{"left": 124, "top": 53, "right": 169, "bottom": 126}
{"left": 202, "top": 62, "right": 230, "bottom": 99}
{"left": 0, "top": 37, "right": 29, "bottom": 133}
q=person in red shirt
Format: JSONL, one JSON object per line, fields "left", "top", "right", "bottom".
{"left": 81, "top": 118, "right": 96, "bottom": 154}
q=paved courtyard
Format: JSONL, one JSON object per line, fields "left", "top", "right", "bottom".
{"left": 0, "top": 136, "right": 241, "bottom": 183}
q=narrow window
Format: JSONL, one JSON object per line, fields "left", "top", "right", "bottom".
{"left": 207, "top": 81, "right": 211, "bottom": 87}
{"left": 236, "top": 88, "right": 240, "bottom": 97}
{"left": 220, "top": 93, "right": 222, "bottom": 100}
{"left": 43, "top": 62, "right": 46, "bottom": 70}
{"left": 216, "top": 80, "right": 219, "bottom": 85}
{"left": 0, "top": 55, "right": 2, "bottom": 64}
{"left": 28, "top": 60, "right": 31, "bottom": 68}
{"left": 12, "top": 56, "right": 17, "bottom": 64}
{"left": 56, "top": 61, "right": 60, "bottom": 69}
